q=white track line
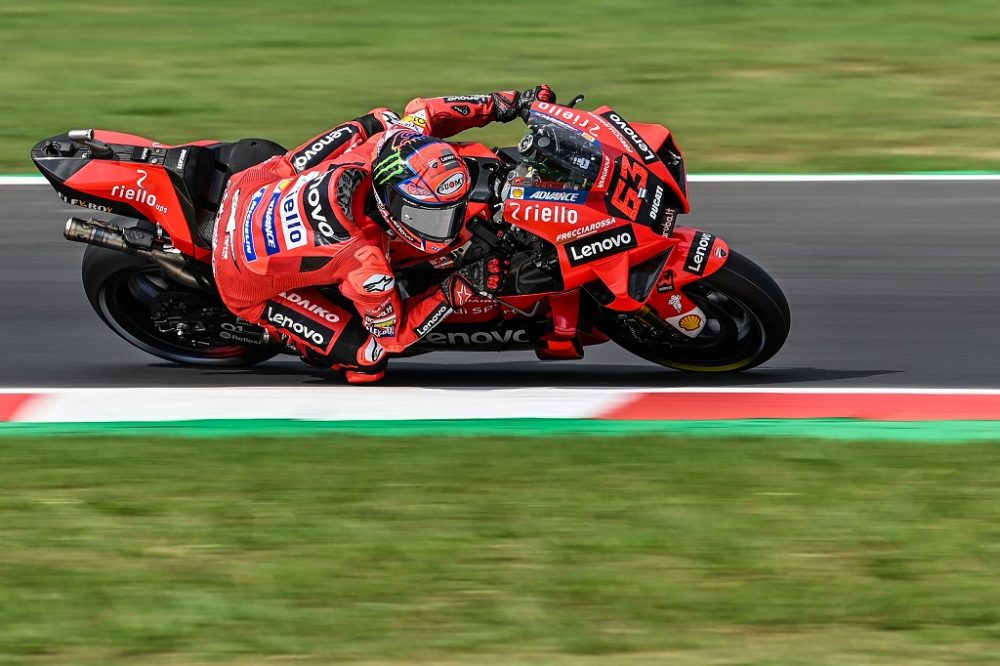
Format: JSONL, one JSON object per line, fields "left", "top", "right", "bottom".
{"left": 4, "top": 387, "right": 1000, "bottom": 394}
{"left": 4, "top": 174, "right": 1000, "bottom": 186}
{"left": 4, "top": 387, "right": 1000, "bottom": 423}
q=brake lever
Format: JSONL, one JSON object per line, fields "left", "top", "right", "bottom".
{"left": 566, "top": 94, "right": 585, "bottom": 108}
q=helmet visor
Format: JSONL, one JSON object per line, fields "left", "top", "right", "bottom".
{"left": 388, "top": 192, "right": 467, "bottom": 242}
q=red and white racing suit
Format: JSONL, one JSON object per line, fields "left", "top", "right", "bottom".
{"left": 212, "top": 93, "right": 520, "bottom": 376}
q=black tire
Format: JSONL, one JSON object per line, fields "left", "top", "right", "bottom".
{"left": 82, "top": 244, "right": 279, "bottom": 366}
{"left": 605, "top": 250, "right": 790, "bottom": 372}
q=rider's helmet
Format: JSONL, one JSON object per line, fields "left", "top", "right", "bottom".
{"left": 372, "top": 131, "right": 471, "bottom": 253}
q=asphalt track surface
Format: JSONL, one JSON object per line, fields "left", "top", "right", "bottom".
{"left": 2, "top": 180, "right": 998, "bottom": 389}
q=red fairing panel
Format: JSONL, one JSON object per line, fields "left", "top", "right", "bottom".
{"left": 644, "top": 225, "right": 730, "bottom": 321}
{"left": 63, "top": 161, "right": 195, "bottom": 252}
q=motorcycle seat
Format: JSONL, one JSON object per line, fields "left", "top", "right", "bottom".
{"left": 184, "top": 138, "right": 287, "bottom": 247}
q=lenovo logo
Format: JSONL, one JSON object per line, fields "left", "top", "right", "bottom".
{"left": 600, "top": 111, "right": 658, "bottom": 164}
{"left": 684, "top": 231, "right": 715, "bottom": 275}
{"left": 565, "top": 227, "right": 638, "bottom": 266}
{"left": 424, "top": 329, "right": 529, "bottom": 346}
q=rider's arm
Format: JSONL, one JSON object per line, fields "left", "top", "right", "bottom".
{"left": 283, "top": 107, "right": 400, "bottom": 173}
{"left": 400, "top": 85, "right": 555, "bottom": 139}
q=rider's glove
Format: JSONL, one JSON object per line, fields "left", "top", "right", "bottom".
{"left": 442, "top": 256, "right": 510, "bottom": 307}
{"left": 492, "top": 85, "right": 557, "bottom": 123}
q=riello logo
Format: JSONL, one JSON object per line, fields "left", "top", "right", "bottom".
{"left": 507, "top": 201, "right": 578, "bottom": 225}
{"left": 110, "top": 169, "right": 168, "bottom": 214}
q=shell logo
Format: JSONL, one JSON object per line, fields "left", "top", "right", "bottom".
{"left": 679, "top": 314, "right": 703, "bottom": 332}
{"left": 510, "top": 187, "right": 524, "bottom": 199}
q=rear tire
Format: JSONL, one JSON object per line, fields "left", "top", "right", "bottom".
{"left": 604, "top": 251, "right": 790, "bottom": 372}
{"left": 82, "top": 243, "right": 279, "bottom": 367}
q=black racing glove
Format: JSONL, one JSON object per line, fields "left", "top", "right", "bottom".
{"left": 492, "top": 85, "right": 557, "bottom": 123}
{"left": 442, "top": 256, "right": 510, "bottom": 307}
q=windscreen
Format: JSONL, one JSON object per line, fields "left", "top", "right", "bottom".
{"left": 519, "top": 113, "right": 604, "bottom": 188}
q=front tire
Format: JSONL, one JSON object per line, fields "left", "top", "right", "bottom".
{"left": 82, "top": 244, "right": 279, "bottom": 366}
{"left": 604, "top": 251, "right": 790, "bottom": 372}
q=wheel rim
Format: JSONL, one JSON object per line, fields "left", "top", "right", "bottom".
{"left": 98, "top": 266, "right": 264, "bottom": 363}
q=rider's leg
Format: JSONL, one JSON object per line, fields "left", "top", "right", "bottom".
{"left": 237, "top": 288, "right": 387, "bottom": 382}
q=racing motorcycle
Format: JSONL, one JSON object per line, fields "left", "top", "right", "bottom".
{"left": 30, "top": 96, "right": 789, "bottom": 373}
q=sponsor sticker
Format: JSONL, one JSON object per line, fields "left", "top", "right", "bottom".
{"left": 278, "top": 173, "right": 322, "bottom": 252}
{"left": 669, "top": 294, "right": 683, "bottom": 313}
{"left": 533, "top": 102, "right": 603, "bottom": 135}
{"left": 424, "top": 329, "right": 529, "bottom": 346}
{"left": 363, "top": 274, "right": 395, "bottom": 293}
{"left": 564, "top": 226, "right": 638, "bottom": 267}
{"left": 436, "top": 172, "right": 466, "bottom": 197}
{"left": 656, "top": 269, "right": 675, "bottom": 293}
{"left": 279, "top": 291, "right": 341, "bottom": 324}
{"left": 684, "top": 231, "right": 715, "bottom": 275}
{"left": 304, "top": 171, "right": 349, "bottom": 244}
{"left": 397, "top": 113, "right": 428, "bottom": 132}
{"left": 110, "top": 169, "right": 169, "bottom": 214}
{"left": 506, "top": 201, "right": 579, "bottom": 225}
{"left": 363, "top": 337, "right": 385, "bottom": 364}
{"left": 598, "top": 111, "right": 659, "bottom": 164}
{"left": 661, "top": 208, "right": 678, "bottom": 237}
{"left": 242, "top": 186, "right": 267, "bottom": 261}
{"left": 365, "top": 314, "right": 397, "bottom": 338}
{"left": 596, "top": 155, "right": 612, "bottom": 190}
{"left": 443, "top": 95, "right": 489, "bottom": 103}
{"left": 554, "top": 217, "right": 616, "bottom": 244}
{"left": 58, "top": 191, "right": 112, "bottom": 213}
{"left": 665, "top": 307, "right": 707, "bottom": 338}
{"left": 261, "top": 186, "right": 284, "bottom": 255}
{"left": 292, "top": 126, "right": 358, "bottom": 171}
{"left": 414, "top": 302, "right": 452, "bottom": 337}
{"left": 678, "top": 314, "right": 702, "bottom": 331}
{"left": 265, "top": 301, "right": 335, "bottom": 348}
{"left": 524, "top": 188, "right": 585, "bottom": 204}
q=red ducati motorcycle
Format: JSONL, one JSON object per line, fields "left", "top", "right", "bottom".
{"left": 30, "top": 97, "right": 789, "bottom": 372}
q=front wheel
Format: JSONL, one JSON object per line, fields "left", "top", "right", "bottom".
{"left": 82, "top": 244, "right": 280, "bottom": 366}
{"left": 603, "top": 251, "right": 790, "bottom": 372}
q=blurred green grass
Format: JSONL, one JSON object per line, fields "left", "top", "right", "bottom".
{"left": 2, "top": 433, "right": 999, "bottom": 664}
{"left": 2, "top": 0, "right": 1000, "bottom": 174}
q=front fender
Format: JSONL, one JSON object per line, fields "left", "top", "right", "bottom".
{"left": 642, "top": 225, "right": 730, "bottom": 337}
{"left": 668, "top": 225, "right": 730, "bottom": 282}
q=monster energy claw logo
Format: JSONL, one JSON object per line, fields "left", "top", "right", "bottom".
{"left": 373, "top": 150, "right": 409, "bottom": 184}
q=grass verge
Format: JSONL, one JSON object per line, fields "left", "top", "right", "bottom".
{"left": 2, "top": 0, "right": 1000, "bottom": 174}
{"left": 1, "top": 433, "right": 999, "bottom": 664}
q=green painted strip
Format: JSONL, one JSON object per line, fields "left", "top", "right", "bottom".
{"left": 2, "top": 418, "right": 1000, "bottom": 442}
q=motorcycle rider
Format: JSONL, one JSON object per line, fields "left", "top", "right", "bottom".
{"left": 212, "top": 85, "right": 556, "bottom": 383}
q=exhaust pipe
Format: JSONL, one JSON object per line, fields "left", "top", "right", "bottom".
{"left": 64, "top": 217, "right": 214, "bottom": 291}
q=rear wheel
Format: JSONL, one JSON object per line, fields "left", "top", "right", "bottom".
{"left": 82, "top": 244, "right": 279, "bottom": 366}
{"left": 603, "top": 251, "right": 790, "bottom": 372}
